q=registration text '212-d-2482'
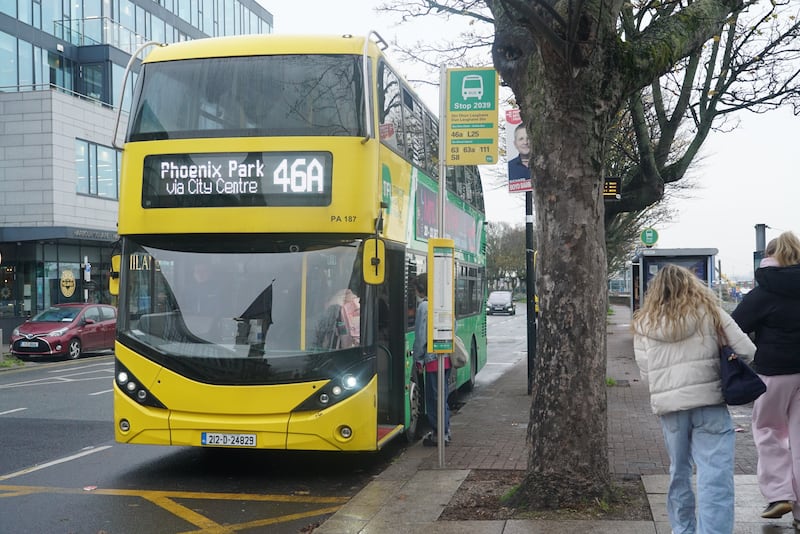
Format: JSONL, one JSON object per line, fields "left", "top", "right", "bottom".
{"left": 201, "top": 432, "right": 257, "bottom": 447}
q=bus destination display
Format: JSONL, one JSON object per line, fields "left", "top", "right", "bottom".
{"left": 142, "top": 152, "right": 333, "bottom": 207}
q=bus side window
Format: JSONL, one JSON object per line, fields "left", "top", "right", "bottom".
{"left": 379, "top": 61, "right": 405, "bottom": 154}
{"left": 407, "top": 273, "right": 417, "bottom": 329}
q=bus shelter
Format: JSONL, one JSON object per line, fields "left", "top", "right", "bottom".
{"left": 630, "top": 248, "right": 718, "bottom": 312}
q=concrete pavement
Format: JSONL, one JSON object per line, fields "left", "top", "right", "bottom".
{"left": 314, "top": 305, "right": 795, "bottom": 533}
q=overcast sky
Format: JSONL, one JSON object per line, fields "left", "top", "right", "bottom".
{"left": 261, "top": 1, "right": 799, "bottom": 279}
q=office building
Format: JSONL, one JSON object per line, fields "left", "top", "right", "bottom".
{"left": 0, "top": 0, "right": 273, "bottom": 339}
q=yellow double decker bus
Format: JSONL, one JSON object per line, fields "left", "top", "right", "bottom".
{"left": 111, "top": 33, "right": 487, "bottom": 451}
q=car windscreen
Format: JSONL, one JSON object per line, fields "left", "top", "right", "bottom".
{"left": 487, "top": 292, "right": 511, "bottom": 304}
{"left": 32, "top": 307, "right": 79, "bottom": 322}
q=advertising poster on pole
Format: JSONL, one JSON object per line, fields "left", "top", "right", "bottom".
{"left": 506, "top": 109, "right": 533, "bottom": 193}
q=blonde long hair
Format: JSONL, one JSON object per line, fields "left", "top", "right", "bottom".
{"left": 772, "top": 231, "right": 800, "bottom": 267}
{"left": 632, "top": 263, "right": 722, "bottom": 336}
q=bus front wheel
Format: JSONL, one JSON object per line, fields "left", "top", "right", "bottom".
{"left": 403, "top": 370, "right": 423, "bottom": 443}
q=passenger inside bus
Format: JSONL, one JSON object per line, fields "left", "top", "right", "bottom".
{"left": 313, "top": 285, "right": 361, "bottom": 351}
{"left": 311, "top": 249, "right": 362, "bottom": 350}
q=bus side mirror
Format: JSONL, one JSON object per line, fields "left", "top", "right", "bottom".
{"left": 362, "top": 238, "right": 385, "bottom": 285}
{"left": 109, "top": 254, "right": 121, "bottom": 296}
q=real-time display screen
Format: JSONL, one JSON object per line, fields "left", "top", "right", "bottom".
{"left": 142, "top": 152, "right": 332, "bottom": 208}
{"left": 643, "top": 256, "right": 709, "bottom": 292}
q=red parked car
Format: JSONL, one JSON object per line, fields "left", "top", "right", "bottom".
{"left": 11, "top": 303, "right": 117, "bottom": 361}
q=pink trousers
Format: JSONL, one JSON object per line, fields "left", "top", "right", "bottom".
{"left": 751, "top": 373, "right": 800, "bottom": 518}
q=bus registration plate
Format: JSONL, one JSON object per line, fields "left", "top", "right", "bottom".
{"left": 201, "top": 432, "right": 257, "bottom": 447}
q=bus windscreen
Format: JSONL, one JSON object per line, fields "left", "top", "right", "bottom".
{"left": 127, "top": 54, "right": 365, "bottom": 141}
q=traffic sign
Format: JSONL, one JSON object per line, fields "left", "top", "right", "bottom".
{"left": 640, "top": 228, "right": 659, "bottom": 247}
{"left": 445, "top": 68, "right": 498, "bottom": 166}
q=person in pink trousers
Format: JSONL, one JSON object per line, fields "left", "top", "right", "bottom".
{"left": 732, "top": 231, "right": 800, "bottom": 528}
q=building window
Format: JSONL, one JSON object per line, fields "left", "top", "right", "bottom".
{"left": 83, "top": 0, "right": 102, "bottom": 43}
{"left": 119, "top": 0, "right": 134, "bottom": 32}
{"left": 112, "top": 63, "right": 136, "bottom": 111}
{"left": 96, "top": 145, "right": 118, "bottom": 198}
{"left": 18, "top": 40, "right": 33, "bottom": 90}
{"left": 151, "top": 14, "right": 165, "bottom": 42}
{"left": 81, "top": 62, "right": 103, "bottom": 100}
{"left": 76, "top": 139, "right": 120, "bottom": 199}
{"left": 0, "top": 31, "right": 17, "bottom": 90}
{"left": 33, "top": 0, "right": 42, "bottom": 29}
{"left": 41, "top": 0, "right": 59, "bottom": 36}
{"left": 47, "top": 50, "right": 73, "bottom": 91}
{"left": 177, "top": 0, "right": 190, "bottom": 24}
{"left": 223, "top": 0, "right": 233, "bottom": 35}
{"left": 18, "top": 0, "right": 32, "bottom": 25}
{"left": 1, "top": 2, "right": 15, "bottom": 17}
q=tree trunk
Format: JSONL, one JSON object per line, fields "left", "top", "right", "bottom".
{"left": 495, "top": 20, "right": 623, "bottom": 509}
{"left": 487, "top": 0, "right": 746, "bottom": 510}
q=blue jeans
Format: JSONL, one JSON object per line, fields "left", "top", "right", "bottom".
{"left": 425, "top": 366, "right": 451, "bottom": 437}
{"left": 660, "top": 404, "right": 735, "bottom": 534}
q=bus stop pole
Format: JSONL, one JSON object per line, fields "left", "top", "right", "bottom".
{"left": 436, "top": 64, "right": 447, "bottom": 468}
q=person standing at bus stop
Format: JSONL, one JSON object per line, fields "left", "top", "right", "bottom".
{"left": 412, "top": 273, "right": 451, "bottom": 446}
{"left": 633, "top": 264, "right": 755, "bottom": 534}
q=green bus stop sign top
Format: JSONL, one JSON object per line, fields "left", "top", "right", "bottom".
{"left": 448, "top": 68, "right": 497, "bottom": 112}
{"left": 640, "top": 228, "right": 659, "bottom": 247}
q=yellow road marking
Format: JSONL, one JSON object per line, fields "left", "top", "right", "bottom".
{"left": 0, "top": 488, "right": 38, "bottom": 498}
{"left": 0, "top": 483, "right": 346, "bottom": 532}
{"left": 0, "top": 484, "right": 347, "bottom": 503}
{"left": 145, "top": 494, "right": 229, "bottom": 531}
{"left": 180, "top": 505, "right": 343, "bottom": 534}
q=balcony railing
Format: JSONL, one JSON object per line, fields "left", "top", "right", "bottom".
{"left": 0, "top": 83, "right": 126, "bottom": 111}
{"left": 53, "top": 17, "right": 148, "bottom": 54}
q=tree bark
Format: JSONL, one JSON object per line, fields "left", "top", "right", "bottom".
{"left": 487, "top": 0, "right": 747, "bottom": 508}
{"left": 521, "top": 47, "right": 618, "bottom": 510}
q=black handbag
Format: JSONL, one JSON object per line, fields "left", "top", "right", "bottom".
{"left": 717, "top": 327, "right": 766, "bottom": 405}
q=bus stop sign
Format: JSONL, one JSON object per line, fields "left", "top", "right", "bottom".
{"left": 445, "top": 68, "right": 498, "bottom": 166}
{"left": 640, "top": 228, "right": 659, "bottom": 248}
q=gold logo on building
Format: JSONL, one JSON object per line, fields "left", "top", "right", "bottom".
{"left": 61, "top": 270, "right": 76, "bottom": 298}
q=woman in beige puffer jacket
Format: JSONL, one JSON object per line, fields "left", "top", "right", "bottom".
{"left": 633, "top": 264, "right": 755, "bottom": 534}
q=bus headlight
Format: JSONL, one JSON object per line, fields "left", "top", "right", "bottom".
{"left": 115, "top": 360, "right": 167, "bottom": 409}
{"left": 342, "top": 375, "right": 358, "bottom": 390}
{"left": 292, "top": 361, "right": 372, "bottom": 412}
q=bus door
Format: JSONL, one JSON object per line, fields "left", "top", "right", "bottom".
{"left": 376, "top": 247, "right": 406, "bottom": 425}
